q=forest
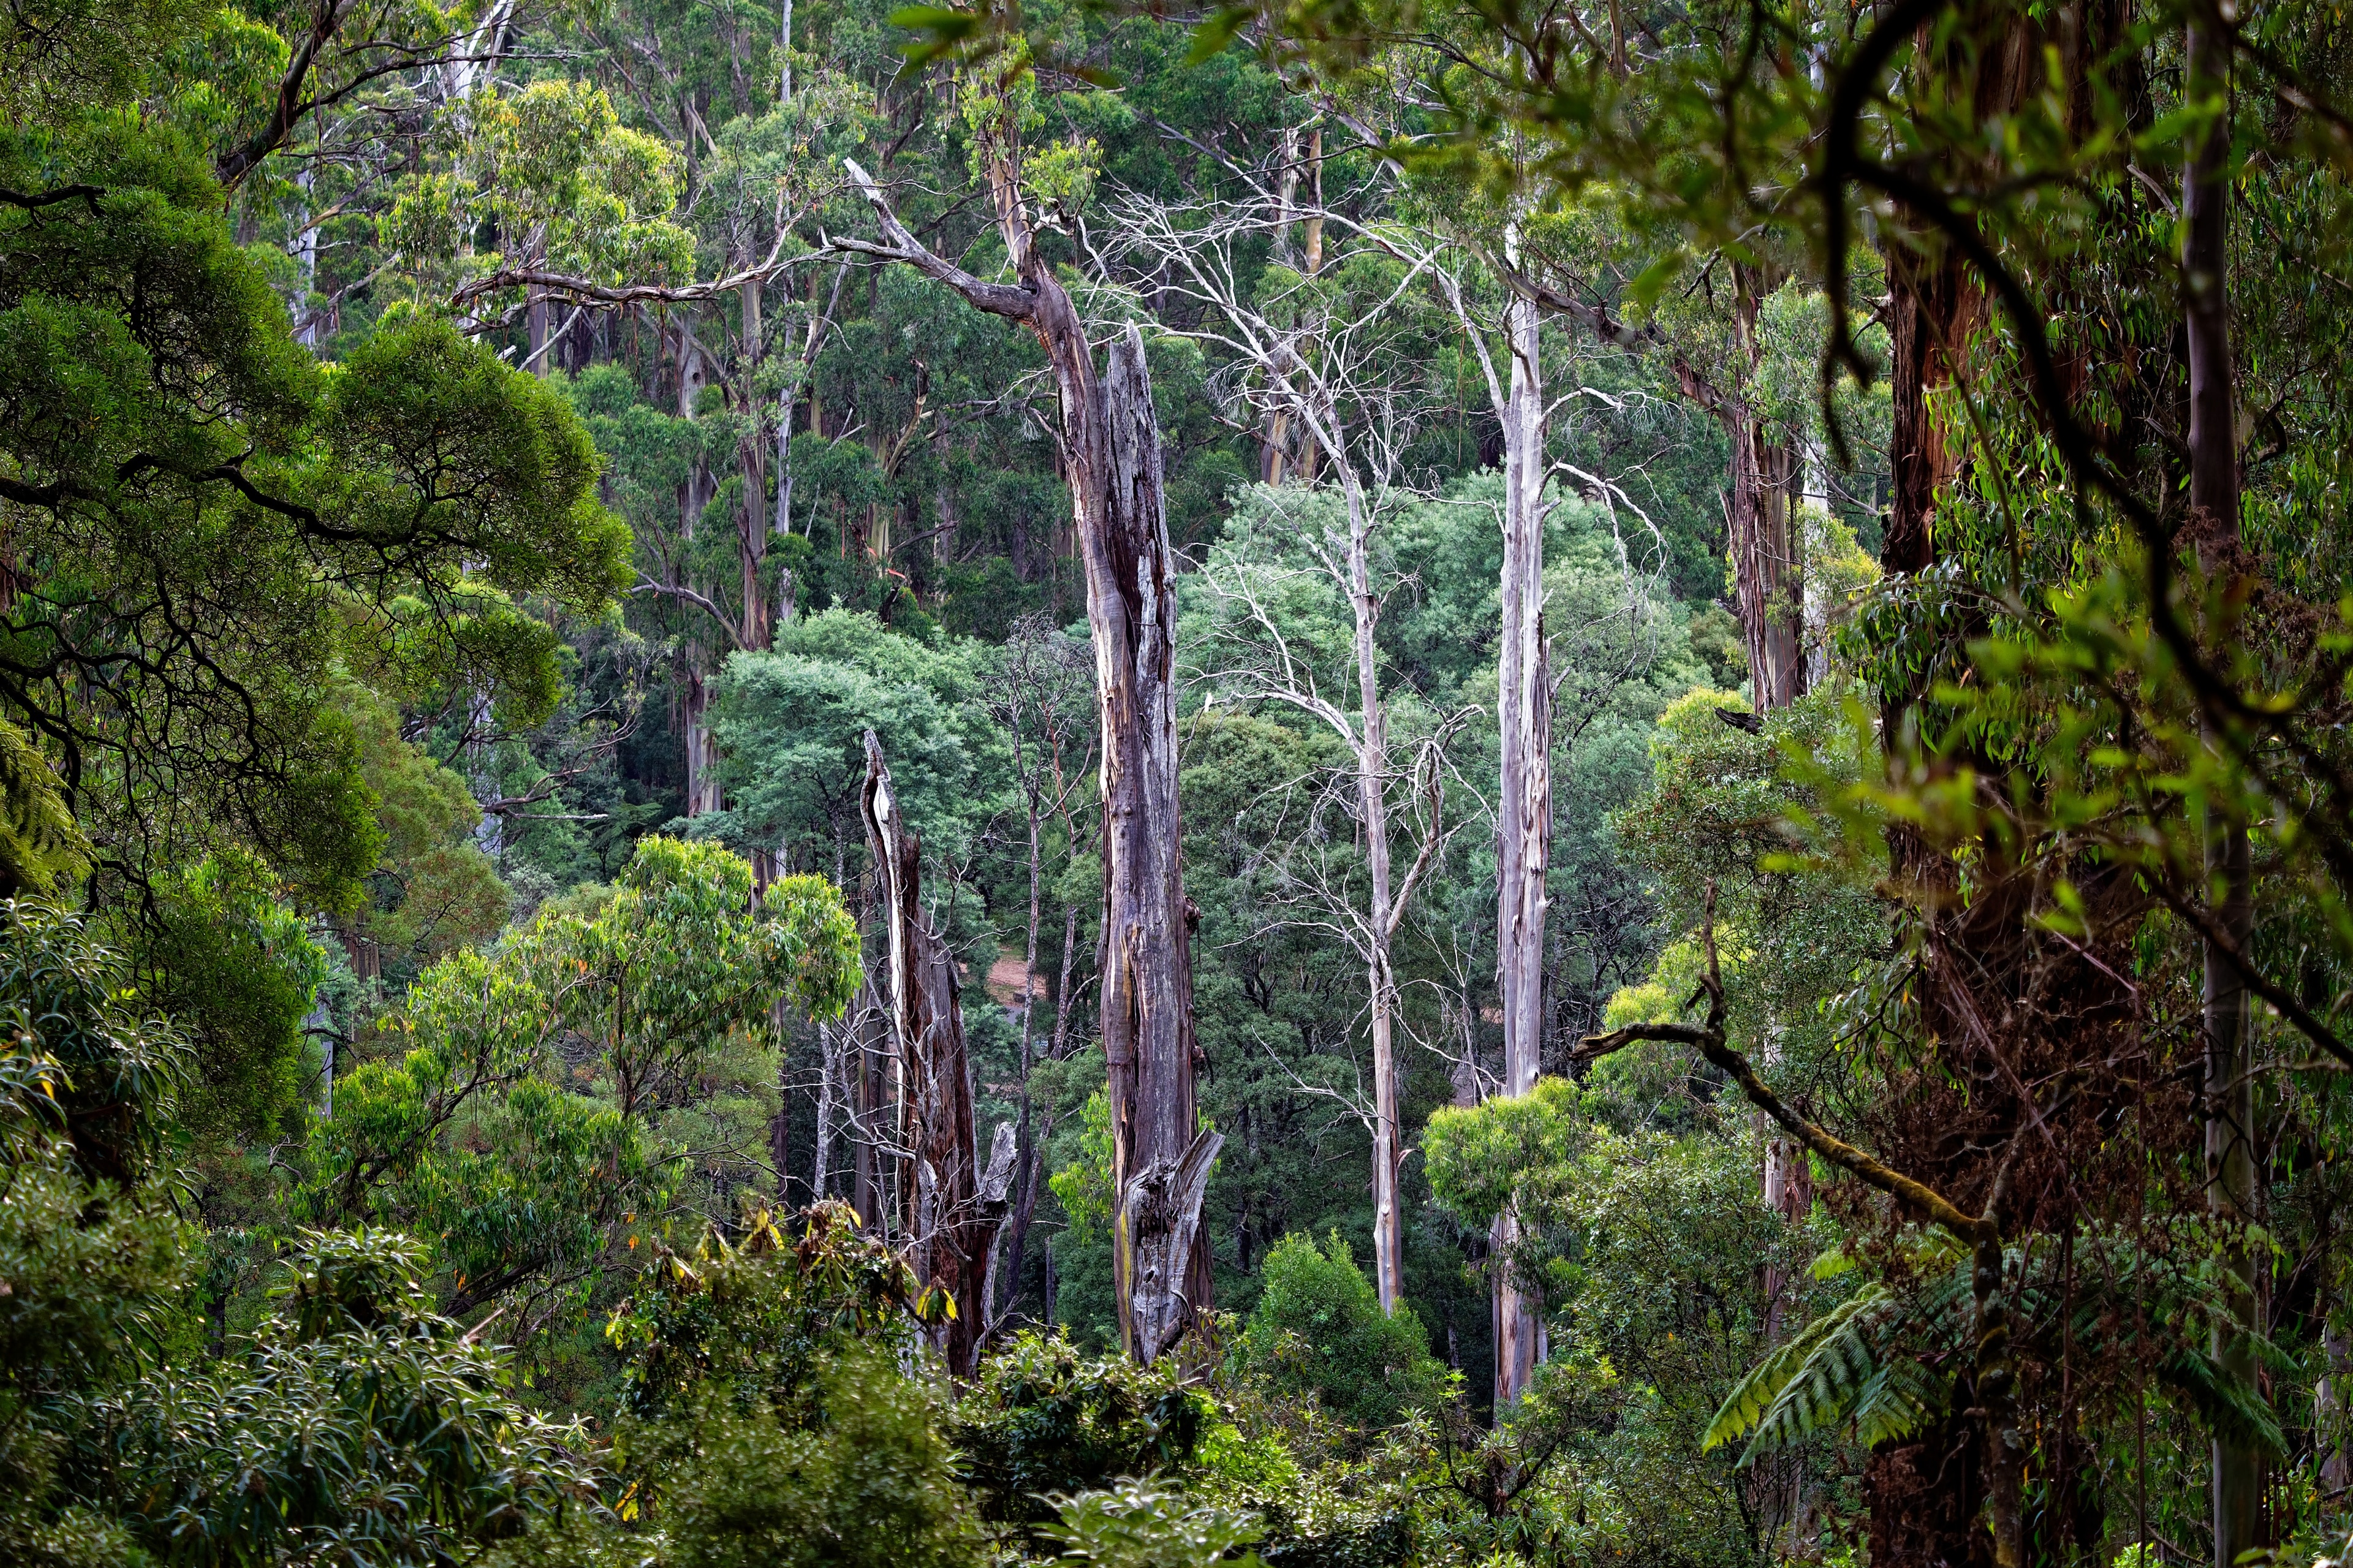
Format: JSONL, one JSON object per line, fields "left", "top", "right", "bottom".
{"left": 2, "top": 0, "right": 2351, "bottom": 1562}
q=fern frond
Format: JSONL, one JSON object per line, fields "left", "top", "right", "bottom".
{"left": 1848, "top": 1353, "right": 1949, "bottom": 1448}
{"left": 1703, "top": 1284, "right": 1884, "bottom": 1452}
{"left": 1739, "top": 1286, "right": 1904, "bottom": 1463}
{"left": 0, "top": 719, "right": 84, "bottom": 898}
{"left": 2162, "top": 1348, "right": 2286, "bottom": 1457}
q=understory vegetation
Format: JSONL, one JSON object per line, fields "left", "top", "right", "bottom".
{"left": 5, "top": 0, "right": 2353, "bottom": 1563}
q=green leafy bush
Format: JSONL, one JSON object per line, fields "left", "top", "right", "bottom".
{"left": 66, "top": 1227, "right": 599, "bottom": 1567}
{"left": 950, "top": 1330, "right": 1207, "bottom": 1533}
{"left": 1041, "top": 1478, "right": 1263, "bottom": 1568}
{"left": 647, "top": 1349, "right": 978, "bottom": 1568}
{"left": 1235, "top": 1233, "right": 1453, "bottom": 1431}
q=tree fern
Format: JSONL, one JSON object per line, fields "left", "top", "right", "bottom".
{"left": 1703, "top": 1283, "right": 1939, "bottom": 1460}
{"left": 2161, "top": 1346, "right": 2286, "bottom": 1456}
{"left": 1711, "top": 1229, "right": 2287, "bottom": 1466}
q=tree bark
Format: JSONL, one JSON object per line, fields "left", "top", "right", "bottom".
{"left": 1726, "top": 264, "right": 1806, "bottom": 713}
{"left": 860, "top": 730, "right": 1012, "bottom": 1377}
{"left": 841, "top": 150, "right": 1216, "bottom": 1363}
{"left": 1493, "top": 281, "right": 1550, "bottom": 1407}
{"left": 1349, "top": 498, "right": 1406, "bottom": 1317}
{"left": 2183, "top": 16, "right": 2262, "bottom": 1563}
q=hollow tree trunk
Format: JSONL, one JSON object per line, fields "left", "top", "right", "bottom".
{"left": 843, "top": 153, "right": 1218, "bottom": 1363}
{"left": 1493, "top": 283, "right": 1549, "bottom": 1406}
{"left": 860, "top": 732, "right": 1014, "bottom": 1376}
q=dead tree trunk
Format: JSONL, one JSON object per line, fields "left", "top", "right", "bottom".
{"left": 860, "top": 731, "right": 1015, "bottom": 1376}
{"left": 839, "top": 150, "right": 1218, "bottom": 1363}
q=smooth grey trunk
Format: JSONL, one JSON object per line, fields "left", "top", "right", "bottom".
{"left": 1491, "top": 282, "right": 1550, "bottom": 1406}
{"left": 777, "top": 0, "right": 792, "bottom": 102}
{"left": 1346, "top": 489, "right": 1407, "bottom": 1316}
{"left": 1425, "top": 235, "right": 1552, "bottom": 1406}
{"left": 813, "top": 1018, "right": 838, "bottom": 1200}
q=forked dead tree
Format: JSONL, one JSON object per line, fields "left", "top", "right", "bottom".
{"left": 833, "top": 121, "right": 1218, "bottom": 1362}
{"left": 860, "top": 731, "right": 1016, "bottom": 1377}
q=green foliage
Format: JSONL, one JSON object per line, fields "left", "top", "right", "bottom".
{"left": 645, "top": 1348, "right": 979, "bottom": 1568}
{"left": 136, "top": 850, "right": 327, "bottom": 1143}
{"left": 0, "top": 900, "right": 186, "bottom": 1184}
{"left": 605, "top": 1202, "right": 928, "bottom": 1423}
{"left": 951, "top": 1330, "right": 1209, "bottom": 1532}
{"left": 341, "top": 686, "right": 509, "bottom": 983}
{"left": 1049, "top": 1090, "right": 1118, "bottom": 1249}
{"left": 1702, "top": 1281, "right": 1946, "bottom": 1463}
{"left": 708, "top": 611, "right": 999, "bottom": 876}
{"left": 1041, "top": 1478, "right": 1264, "bottom": 1568}
{"left": 0, "top": 911, "right": 192, "bottom": 1559}
{"left": 0, "top": 721, "right": 88, "bottom": 900}
{"left": 1238, "top": 1233, "right": 1453, "bottom": 1431}
{"left": 67, "top": 1227, "right": 599, "bottom": 1567}
{"left": 604, "top": 1208, "right": 976, "bottom": 1567}
{"left": 1423, "top": 1079, "right": 1591, "bottom": 1229}
{"left": 0, "top": 91, "right": 627, "bottom": 902}
{"left": 302, "top": 839, "right": 857, "bottom": 1339}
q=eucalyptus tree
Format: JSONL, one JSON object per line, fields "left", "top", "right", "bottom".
{"left": 1126, "top": 184, "right": 1458, "bottom": 1316}
{"left": 831, "top": 61, "right": 1218, "bottom": 1364}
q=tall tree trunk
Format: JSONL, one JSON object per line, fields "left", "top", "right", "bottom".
{"left": 776, "top": 0, "right": 792, "bottom": 102}
{"left": 1333, "top": 461, "right": 1406, "bottom": 1316}
{"left": 861, "top": 732, "right": 1013, "bottom": 1376}
{"left": 844, "top": 151, "right": 1217, "bottom": 1363}
{"left": 813, "top": 1017, "right": 839, "bottom": 1200}
{"left": 1727, "top": 265, "right": 1805, "bottom": 713}
{"left": 997, "top": 765, "right": 1047, "bottom": 1324}
{"left": 1493, "top": 282, "right": 1549, "bottom": 1406}
{"left": 2184, "top": 16, "right": 2261, "bottom": 1562}
{"left": 738, "top": 276, "right": 774, "bottom": 652}
{"left": 1295, "top": 126, "right": 1326, "bottom": 483}
{"left": 850, "top": 976, "right": 885, "bottom": 1229}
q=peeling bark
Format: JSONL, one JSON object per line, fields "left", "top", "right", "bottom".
{"left": 860, "top": 731, "right": 1012, "bottom": 1377}
{"left": 837, "top": 156, "right": 1214, "bottom": 1359}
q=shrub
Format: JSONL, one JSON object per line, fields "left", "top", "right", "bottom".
{"left": 1236, "top": 1232, "right": 1454, "bottom": 1431}
{"left": 648, "top": 1349, "right": 979, "bottom": 1568}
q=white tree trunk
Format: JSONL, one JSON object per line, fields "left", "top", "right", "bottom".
{"left": 1334, "top": 463, "right": 1406, "bottom": 1316}
{"left": 1492, "top": 285, "right": 1550, "bottom": 1407}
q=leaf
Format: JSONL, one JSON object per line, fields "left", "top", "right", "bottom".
{"left": 2161, "top": 1347, "right": 2287, "bottom": 1456}
{"left": 1627, "top": 249, "right": 1688, "bottom": 311}
{"left": 1703, "top": 1284, "right": 1885, "bottom": 1451}
{"left": 1848, "top": 1354, "right": 1949, "bottom": 1448}
{"left": 1738, "top": 1286, "right": 1904, "bottom": 1462}
{"left": 1186, "top": 6, "right": 1253, "bottom": 65}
